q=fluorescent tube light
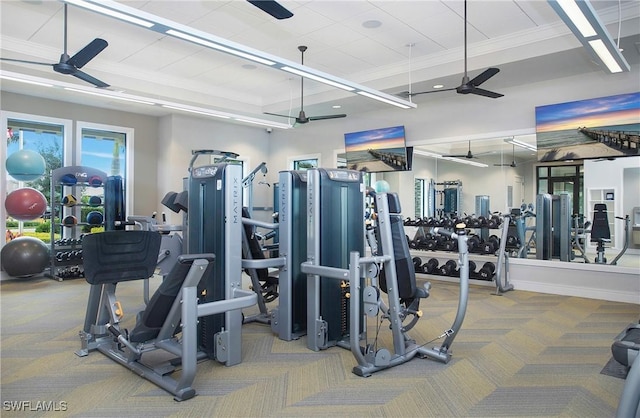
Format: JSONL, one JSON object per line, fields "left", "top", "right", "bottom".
{"left": 0, "top": 74, "right": 54, "bottom": 87}
{"left": 161, "top": 104, "right": 231, "bottom": 119}
{"left": 60, "top": 0, "right": 416, "bottom": 110}
{"left": 554, "top": 0, "right": 597, "bottom": 37}
{"left": 413, "top": 149, "right": 443, "bottom": 158}
{"left": 64, "top": 0, "right": 154, "bottom": 28}
{"left": 548, "top": 0, "right": 630, "bottom": 73}
{"left": 588, "top": 39, "right": 624, "bottom": 73}
{"left": 166, "top": 30, "right": 276, "bottom": 66}
{"left": 357, "top": 91, "right": 412, "bottom": 109}
{"left": 281, "top": 66, "right": 355, "bottom": 91}
{"left": 64, "top": 87, "right": 156, "bottom": 105}
{"left": 507, "top": 138, "right": 537, "bottom": 151}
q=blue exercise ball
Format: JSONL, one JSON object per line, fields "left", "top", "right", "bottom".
{"left": 5, "top": 149, "right": 46, "bottom": 182}
{"left": 1, "top": 237, "right": 50, "bottom": 277}
{"left": 374, "top": 180, "right": 390, "bottom": 193}
{"left": 86, "top": 211, "right": 104, "bottom": 225}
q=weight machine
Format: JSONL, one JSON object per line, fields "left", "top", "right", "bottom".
{"left": 426, "top": 179, "right": 462, "bottom": 218}
{"left": 302, "top": 168, "right": 469, "bottom": 376}
{"left": 76, "top": 156, "right": 257, "bottom": 401}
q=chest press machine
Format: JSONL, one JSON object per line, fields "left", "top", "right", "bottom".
{"left": 301, "top": 168, "right": 470, "bottom": 376}
{"left": 76, "top": 162, "right": 257, "bottom": 401}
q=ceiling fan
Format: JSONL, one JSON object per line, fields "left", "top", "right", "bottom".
{"left": 444, "top": 141, "right": 487, "bottom": 159}
{"left": 402, "top": 0, "right": 503, "bottom": 99}
{"left": 247, "top": 0, "right": 293, "bottom": 19}
{"left": 0, "top": 4, "right": 109, "bottom": 88}
{"left": 265, "top": 46, "right": 347, "bottom": 125}
{"left": 494, "top": 145, "right": 517, "bottom": 167}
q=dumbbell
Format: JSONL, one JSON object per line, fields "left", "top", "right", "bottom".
{"left": 478, "top": 262, "right": 496, "bottom": 280}
{"left": 487, "top": 214, "right": 501, "bottom": 229}
{"left": 438, "top": 260, "right": 459, "bottom": 276}
{"left": 468, "top": 260, "right": 477, "bottom": 278}
{"left": 506, "top": 235, "right": 522, "bottom": 250}
{"left": 467, "top": 235, "right": 482, "bottom": 253}
{"left": 443, "top": 237, "right": 458, "bottom": 252}
{"left": 412, "top": 257, "right": 424, "bottom": 273}
{"left": 481, "top": 235, "right": 500, "bottom": 254}
{"left": 425, "top": 235, "right": 444, "bottom": 251}
{"left": 423, "top": 258, "right": 439, "bottom": 274}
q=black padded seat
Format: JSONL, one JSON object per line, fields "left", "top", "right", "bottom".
{"left": 129, "top": 255, "right": 215, "bottom": 343}
{"left": 83, "top": 231, "right": 161, "bottom": 285}
{"left": 379, "top": 193, "right": 428, "bottom": 300}
{"left": 591, "top": 203, "right": 611, "bottom": 243}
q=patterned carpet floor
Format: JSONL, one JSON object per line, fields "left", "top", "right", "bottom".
{"left": 1, "top": 274, "right": 638, "bottom": 417}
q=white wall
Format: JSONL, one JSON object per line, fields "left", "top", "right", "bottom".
{"left": 0, "top": 91, "right": 160, "bottom": 218}
{"left": 155, "top": 113, "right": 273, "bottom": 226}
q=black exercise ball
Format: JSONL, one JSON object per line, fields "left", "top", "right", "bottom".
{"left": 1, "top": 237, "right": 50, "bottom": 277}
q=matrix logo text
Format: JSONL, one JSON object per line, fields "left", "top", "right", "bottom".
{"left": 3, "top": 400, "right": 68, "bottom": 412}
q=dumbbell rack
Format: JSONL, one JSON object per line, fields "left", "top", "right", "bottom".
{"left": 49, "top": 166, "right": 107, "bottom": 281}
{"left": 404, "top": 216, "right": 508, "bottom": 286}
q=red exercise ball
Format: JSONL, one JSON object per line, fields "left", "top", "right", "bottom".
{"left": 4, "top": 187, "right": 48, "bottom": 221}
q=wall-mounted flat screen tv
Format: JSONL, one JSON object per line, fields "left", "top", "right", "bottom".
{"left": 535, "top": 92, "right": 640, "bottom": 162}
{"left": 344, "top": 125, "right": 410, "bottom": 172}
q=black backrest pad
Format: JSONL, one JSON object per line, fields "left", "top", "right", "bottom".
{"left": 379, "top": 193, "right": 417, "bottom": 299}
{"left": 129, "top": 257, "right": 214, "bottom": 343}
{"left": 591, "top": 203, "right": 611, "bottom": 241}
{"left": 82, "top": 231, "right": 161, "bottom": 285}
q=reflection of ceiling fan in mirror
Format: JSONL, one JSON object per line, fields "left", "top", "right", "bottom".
{"left": 400, "top": 0, "right": 503, "bottom": 99}
{"left": 444, "top": 141, "right": 489, "bottom": 159}
{"left": 494, "top": 145, "right": 517, "bottom": 167}
{"left": 264, "top": 46, "right": 347, "bottom": 125}
{"left": 0, "top": 4, "right": 109, "bottom": 87}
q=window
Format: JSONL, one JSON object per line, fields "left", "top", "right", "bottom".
{"left": 77, "top": 122, "right": 134, "bottom": 219}
{"left": 2, "top": 112, "right": 72, "bottom": 245}
{"left": 289, "top": 153, "right": 320, "bottom": 171}
{"left": 536, "top": 164, "right": 584, "bottom": 215}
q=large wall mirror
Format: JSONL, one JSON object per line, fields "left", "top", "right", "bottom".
{"left": 382, "top": 133, "right": 639, "bottom": 269}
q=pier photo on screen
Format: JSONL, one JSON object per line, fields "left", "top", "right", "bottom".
{"left": 535, "top": 92, "right": 640, "bottom": 162}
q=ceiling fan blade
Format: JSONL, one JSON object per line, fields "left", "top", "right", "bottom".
{"left": 72, "top": 70, "right": 110, "bottom": 88}
{"left": 67, "top": 38, "right": 108, "bottom": 68}
{"left": 264, "top": 112, "right": 297, "bottom": 119}
{"left": 307, "top": 114, "right": 347, "bottom": 121}
{"left": 0, "top": 57, "right": 53, "bottom": 66}
{"left": 247, "top": 0, "right": 293, "bottom": 19}
{"left": 408, "top": 87, "right": 458, "bottom": 97}
{"left": 470, "top": 87, "right": 503, "bottom": 98}
{"left": 469, "top": 67, "right": 499, "bottom": 87}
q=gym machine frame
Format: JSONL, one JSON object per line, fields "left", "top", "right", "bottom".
{"left": 302, "top": 189, "right": 470, "bottom": 376}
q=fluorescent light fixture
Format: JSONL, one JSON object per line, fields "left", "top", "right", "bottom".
{"left": 166, "top": 30, "right": 276, "bottom": 66}
{"left": 1, "top": 70, "right": 290, "bottom": 129}
{"left": 507, "top": 138, "right": 537, "bottom": 151}
{"left": 548, "top": 0, "right": 630, "bottom": 73}
{"left": 413, "top": 149, "right": 443, "bottom": 158}
{"left": 588, "top": 39, "right": 623, "bottom": 73}
{"left": 235, "top": 118, "right": 289, "bottom": 128}
{"left": 64, "top": 0, "right": 154, "bottom": 28}
{"left": 281, "top": 66, "right": 354, "bottom": 91}
{"left": 357, "top": 91, "right": 412, "bottom": 109}
{"left": 161, "top": 104, "right": 231, "bottom": 119}
{"left": 64, "top": 87, "right": 156, "bottom": 105}
{"left": 61, "top": 0, "right": 416, "bottom": 110}
{"left": 0, "top": 74, "right": 54, "bottom": 87}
